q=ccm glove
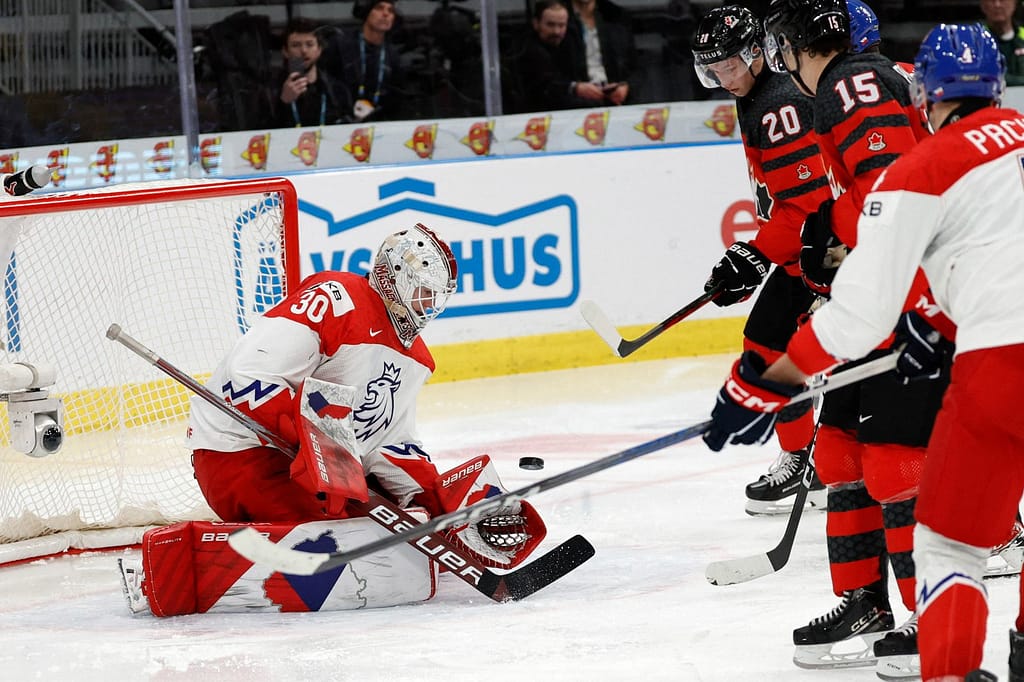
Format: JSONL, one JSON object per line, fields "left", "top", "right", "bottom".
{"left": 799, "top": 199, "right": 846, "bottom": 296}
{"left": 893, "top": 310, "right": 954, "bottom": 383}
{"left": 705, "top": 241, "right": 770, "bottom": 307}
{"left": 703, "top": 351, "right": 802, "bottom": 452}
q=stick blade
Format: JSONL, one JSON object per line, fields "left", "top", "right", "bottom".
{"left": 704, "top": 553, "right": 776, "bottom": 586}
{"left": 498, "top": 535, "right": 596, "bottom": 601}
{"left": 579, "top": 300, "right": 625, "bottom": 357}
{"left": 228, "top": 527, "right": 332, "bottom": 576}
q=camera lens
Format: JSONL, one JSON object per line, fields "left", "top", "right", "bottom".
{"left": 40, "top": 424, "right": 62, "bottom": 453}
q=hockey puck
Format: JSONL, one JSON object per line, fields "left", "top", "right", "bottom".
{"left": 519, "top": 456, "right": 544, "bottom": 470}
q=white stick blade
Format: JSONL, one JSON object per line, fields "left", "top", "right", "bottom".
{"left": 705, "top": 554, "right": 775, "bottom": 586}
{"left": 227, "top": 527, "right": 329, "bottom": 576}
{"left": 579, "top": 300, "right": 624, "bottom": 357}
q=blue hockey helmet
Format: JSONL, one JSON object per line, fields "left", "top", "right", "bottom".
{"left": 912, "top": 23, "right": 1005, "bottom": 106}
{"left": 847, "top": 0, "right": 880, "bottom": 53}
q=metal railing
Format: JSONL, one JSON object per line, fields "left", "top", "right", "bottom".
{"left": 0, "top": 0, "right": 177, "bottom": 95}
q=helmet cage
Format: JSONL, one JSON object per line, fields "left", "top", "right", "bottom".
{"left": 912, "top": 23, "right": 1006, "bottom": 108}
{"left": 370, "top": 224, "right": 457, "bottom": 347}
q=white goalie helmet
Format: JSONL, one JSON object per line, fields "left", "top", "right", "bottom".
{"left": 369, "top": 223, "right": 458, "bottom": 347}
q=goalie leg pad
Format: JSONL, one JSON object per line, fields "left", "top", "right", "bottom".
{"left": 139, "top": 516, "right": 437, "bottom": 617}
{"left": 439, "top": 455, "right": 548, "bottom": 568}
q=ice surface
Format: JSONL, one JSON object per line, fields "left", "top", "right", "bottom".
{"left": 0, "top": 355, "right": 1016, "bottom": 681}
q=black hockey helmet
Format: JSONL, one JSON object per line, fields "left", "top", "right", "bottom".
{"left": 764, "top": 0, "right": 850, "bottom": 73}
{"left": 692, "top": 6, "right": 765, "bottom": 88}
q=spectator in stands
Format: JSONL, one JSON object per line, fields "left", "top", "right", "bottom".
{"left": 326, "top": 0, "right": 404, "bottom": 122}
{"left": 513, "top": 0, "right": 601, "bottom": 112}
{"left": 565, "top": 0, "right": 637, "bottom": 105}
{"left": 275, "top": 17, "right": 350, "bottom": 128}
{"left": 981, "top": 0, "right": 1024, "bottom": 85}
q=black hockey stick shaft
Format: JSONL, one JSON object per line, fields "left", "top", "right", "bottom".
{"left": 231, "top": 419, "right": 715, "bottom": 576}
{"left": 228, "top": 351, "right": 900, "bottom": 578}
{"left": 766, "top": 446, "right": 816, "bottom": 571}
{"left": 105, "top": 323, "right": 594, "bottom": 602}
{"left": 581, "top": 284, "right": 722, "bottom": 358}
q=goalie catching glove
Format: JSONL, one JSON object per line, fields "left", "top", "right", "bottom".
{"left": 438, "top": 455, "right": 547, "bottom": 569}
{"left": 705, "top": 241, "right": 770, "bottom": 306}
{"left": 703, "top": 351, "right": 805, "bottom": 452}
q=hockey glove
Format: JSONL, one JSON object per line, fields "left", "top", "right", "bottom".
{"left": 704, "top": 351, "right": 802, "bottom": 452}
{"left": 893, "top": 310, "right": 954, "bottom": 383}
{"left": 799, "top": 199, "right": 846, "bottom": 296}
{"left": 705, "top": 241, "right": 770, "bottom": 307}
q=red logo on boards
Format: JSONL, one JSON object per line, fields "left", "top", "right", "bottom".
{"left": 461, "top": 121, "right": 494, "bottom": 156}
{"left": 292, "top": 131, "right": 321, "bottom": 167}
{"left": 576, "top": 111, "right": 609, "bottom": 146}
{"left": 344, "top": 127, "right": 374, "bottom": 163}
{"left": 516, "top": 116, "right": 550, "bottom": 151}
{"left": 636, "top": 108, "right": 669, "bottom": 141}
{"left": 406, "top": 124, "right": 437, "bottom": 159}
{"left": 242, "top": 134, "right": 270, "bottom": 170}
{"left": 91, "top": 144, "right": 118, "bottom": 183}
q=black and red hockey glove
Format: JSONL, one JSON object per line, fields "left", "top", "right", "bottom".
{"left": 703, "top": 351, "right": 803, "bottom": 452}
{"left": 705, "top": 241, "right": 770, "bottom": 307}
{"left": 799, "top": 199, "right": 846, "bottom": 296}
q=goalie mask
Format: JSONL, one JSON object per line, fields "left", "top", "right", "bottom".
{"left": 369, "top": 223, "right": 458, "bottom": 347}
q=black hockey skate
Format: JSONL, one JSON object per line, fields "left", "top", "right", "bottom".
{"left": 793, "top": 583, "right": 894, "bottom": 669}
{"left": 745, "top": 448, "right": 826, "bottom": 516}
{"left": 1011, "top": 628, "right": 1024, "bottom": 682}
{"left": 874, "top": 613, "right": 918, "bottom": 680}
{"left": 965, "top": 670, "right": 999, "bottom": 682}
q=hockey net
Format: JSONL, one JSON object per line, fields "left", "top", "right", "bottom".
{"left": 0, "top": 178, "right": 299, "bottom": 564}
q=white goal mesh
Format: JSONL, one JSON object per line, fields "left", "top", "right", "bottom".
{"left": 0, "top": 178, "right": 298, "bottom": 562}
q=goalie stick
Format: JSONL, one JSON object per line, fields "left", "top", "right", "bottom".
{"left": 580, "top": 284, "right": 723, "bottom": 358}
{"left": 704, "top": 352, "right": 900, "bottom": 587}
{"left": 226, "top": 349, "right": 899, "bottom": 578}
{"left": 105, "top": 323, "right": 595, "bottom": 602}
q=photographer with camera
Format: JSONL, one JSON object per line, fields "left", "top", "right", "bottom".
{"left": 274, "top": 17, "right": 351, "bottom": 128}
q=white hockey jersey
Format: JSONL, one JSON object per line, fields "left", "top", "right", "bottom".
{"left": 791, "top": 106, "right": 1024, "bottom": 371}
{"left": 187, "top": 271, "right": 435, "bottom": 458}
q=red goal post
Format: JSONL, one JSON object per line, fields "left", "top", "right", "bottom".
{"left": 0, "top": 177, "right": 300, "bottom": 564}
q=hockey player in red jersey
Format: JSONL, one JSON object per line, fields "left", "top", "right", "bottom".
{"left": 118, "top": 223, "right": 547, "bottom": 616}
{"left": 707, "top": 0, "right": 939, "bottom": 670}
{"left": 703, "top": 22, "right": 1024, "bottom": 681}
{"left": 691, "top": 5, "right": 829, "bottom": 517}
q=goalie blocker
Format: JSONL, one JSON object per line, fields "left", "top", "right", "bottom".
{"left": 120, "top": 454, "right": 546, "bottom": 616}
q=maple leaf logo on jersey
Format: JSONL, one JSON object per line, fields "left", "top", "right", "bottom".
{"left": 353, "top": 363, "right": 402, "bottom": 442}
{"left": 754, "top": 179, "right": 774, "bottom": 221}
{"left": 796, "top": 164, "right": 812, "bottom": 181}
{"left": 867, "top": 131, "right": 886, "bottom": 152}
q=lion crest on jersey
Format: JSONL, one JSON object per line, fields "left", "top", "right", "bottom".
{"left": 353, "top": 363, "right": 402, "bottom": 442}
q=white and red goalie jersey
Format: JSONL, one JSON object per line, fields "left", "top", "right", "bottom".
{"left": 187, "top": 270, "right": 435, "bottom": 504}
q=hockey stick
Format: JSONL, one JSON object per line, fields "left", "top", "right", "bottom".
{"left": 580, "top": 284, "right": 722, "bottom": 358}
{"left": 226, "top": 349, "right": 900, "bottom": 579}
{"left": 704, "top": 438, "right": 818, "bottom": 586}
{"left": 704, "top": 353, "right": 900, "bottom": 587}
{"left": 229, "top": 420, "right": 713, "bottom": 576}
{"left": 105, "top": 323, "right": 595, "bottom": 602}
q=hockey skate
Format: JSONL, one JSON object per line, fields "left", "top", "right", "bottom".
{"left": 985, "top": 521, "right": 1024, "bottom": 578}
{"left": 874, "top": 613, "right": 918, "bottom": 680}
{"left": 1011, "top": 628, "right": 1024, "bottom": 682}
{"left": 793, "top": 584, "right": 894, "bottom": 669}
{"left": 965, "top": 671, "right": 999, "bottom": 682}
{"left": 745, "top": 449, "right": 826, "bottom": 516}
{"left": 117, "top": 557, "right": 149, "bottom": 615}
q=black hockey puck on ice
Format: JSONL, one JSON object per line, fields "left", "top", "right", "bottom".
{"left": 519, "top": 457, "right": 545, "bottom": 470}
